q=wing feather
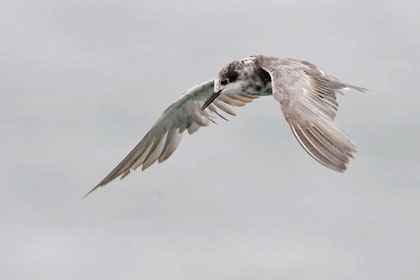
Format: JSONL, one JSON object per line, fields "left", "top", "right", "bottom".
{"left": 218, "top": 95, "right": 247, "bottom": 107}
{"left": 258, "top": 56, "right": 366, "bottom": 172}
{"left": 141, "top": 132, "right": 168, "bottom": 170}
{"left": 131, "top": 138, "right": 155, "bottom": 170}
{"left": 212, "top": 100, "right": 237, "bottom": 116}
{"left": 85, "top": 80, "right": 258, "bottom": 197}
{"left": 158, "top": 128, "right": 182, "bottom": 163}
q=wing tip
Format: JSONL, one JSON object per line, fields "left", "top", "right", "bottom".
{"left": 288, "top": 120, "right": 356, "bottom": 173}
{"left": 82, "top": 183, "right": 103, "bottom": 198}
{"left": 345, "top": 84, "right": 370, "bottom": 93}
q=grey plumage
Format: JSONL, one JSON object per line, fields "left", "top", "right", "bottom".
{"left": 85, "top": 55, "right": 366, "bottom": 197}
{"left": 257, "top": 56, "right": 367, "bottom": 172}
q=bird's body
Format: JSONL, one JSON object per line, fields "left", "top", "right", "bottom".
{"left": 85, "top": 55, "right": 367, "bottom": 197}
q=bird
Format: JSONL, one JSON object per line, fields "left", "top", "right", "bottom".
{"left": 84, "top": 55, "right": 367, "bottom": 197}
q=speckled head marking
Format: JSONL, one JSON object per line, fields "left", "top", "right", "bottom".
{"left": 202, "top": 57, "right": 273, "bottom": 110}
{"left": 219, "top": 63, "right": 239, "bottom": 85}
{"left": 214, "top": 57, "right": 272, "bottom": 96}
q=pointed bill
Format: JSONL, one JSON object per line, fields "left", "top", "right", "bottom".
{"left": 201, "top": 90, "right": 221, "bottom": 110}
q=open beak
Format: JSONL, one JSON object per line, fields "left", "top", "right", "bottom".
{"left": 201, "top": 90, "right": 221, "bottom": 110}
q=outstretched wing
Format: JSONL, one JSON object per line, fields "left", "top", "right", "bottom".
{"left": 259, "top": 56, "right": 367, "bottom": 172}
{"left": 85, "top": 80, "right": 258, "bottom": 197}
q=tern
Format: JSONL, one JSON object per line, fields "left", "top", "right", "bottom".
{"left": 85, "top": 55, "right": 367, "bottom": 197}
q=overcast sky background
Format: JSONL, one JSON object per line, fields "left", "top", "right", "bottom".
{"left": 1, "top": 0, "right": 420, "bottom": 279}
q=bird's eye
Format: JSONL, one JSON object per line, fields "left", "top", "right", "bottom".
{"left": 220, "top": 79, "right": 228, "bottom": 85}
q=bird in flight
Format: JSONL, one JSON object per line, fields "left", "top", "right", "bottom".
{"left": 85, "top": 55, "right": 366, "bottom": 197}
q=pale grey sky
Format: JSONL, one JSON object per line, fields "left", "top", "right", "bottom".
{"left": 1, "top": 0, "right": 420, "bottom": 279}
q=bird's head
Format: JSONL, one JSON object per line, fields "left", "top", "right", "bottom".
{"left": 214, "top": 60, "right": 245, "bottom": 94}
{"left": 202, "top": 58, "right": 265, "bottom": 110}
